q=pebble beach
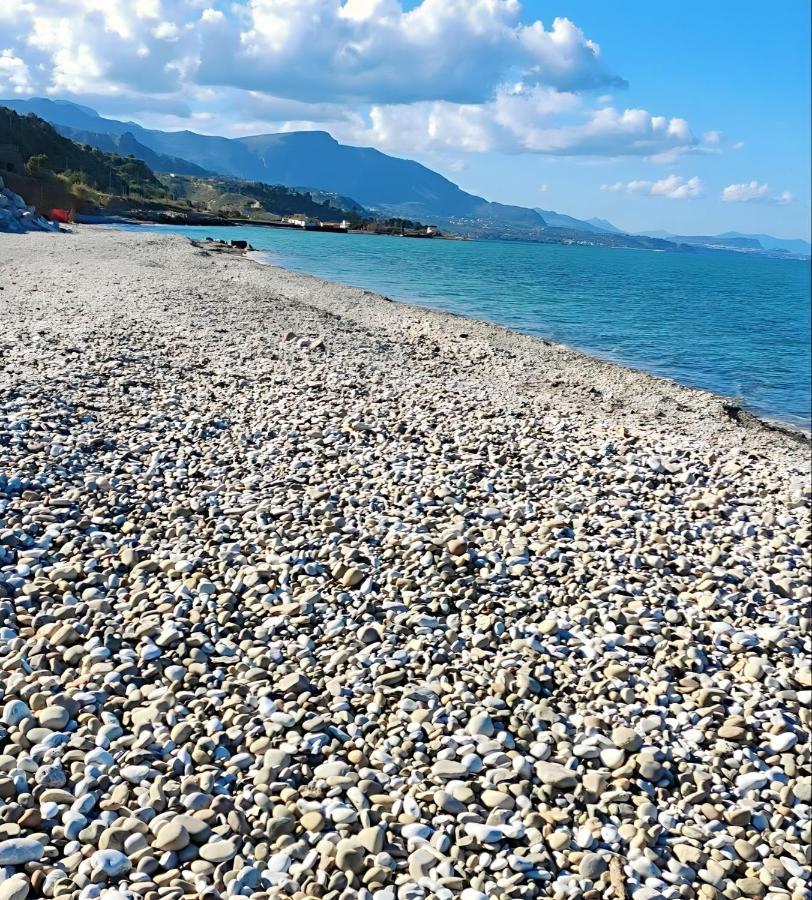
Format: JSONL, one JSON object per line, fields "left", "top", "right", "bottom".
{"left": 0, "top": 227, "right": 809, "bottom": 900}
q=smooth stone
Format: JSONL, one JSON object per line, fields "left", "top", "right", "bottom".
{"left": 432, "top": 759, "right": 470, "bottom": 779}
{"left": 600, "top": 748, "right": 625, "bottom": 769}
{"left": 36, "top": 706, "right": 70, "bottom": 730}
{"left": 579, "top": 852, "right": 608, "bottom": 879}
{"left": 0, "top": 876, "right": 29, "bottom": 900}
{"left": 199, "top": 839, "right": 237, "bottom": 863}
{"left": 536, "top": 761, "right": 578, "bottom": 789}
{"left": 1, "top": 701, "right": 31, "bottom": 726}
{"left": 467, "top": 712, "right": 495, "bottom": 737}
{"left": 464, "top": 822, "right": 503, "bottom": 843}
{"left": 90, "top": 849, "right": 131, "bottom": 878}
{"left": 0, "top": 839, "right": 44, "bottom": 865}
{"left": 153, "top": 821, "right": 189, "bottom": 851}
{"left": 300, "top": 811, "right": 325, "bottom": 832}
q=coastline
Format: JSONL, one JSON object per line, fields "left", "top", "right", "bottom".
{"left": 243, "top": 245, "right": 811, "bottom": 444}
{"left": 0, "top": 226, "right": 810, "bottom": 899}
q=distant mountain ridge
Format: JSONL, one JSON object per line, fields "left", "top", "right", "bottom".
{"left": 586, "top": 217, "right": 625, "bottom": 235}
{"left": 63, "top": 128, "right": 213, "bottom": 177}
{"left": 534, "top": 208, "right": 611, "bottom": 233}
{"left": 0, "top": 97, "right": 543, "bottom": 229}
{"left": 2, "top": 98, "right": 807, "bottom": 256}
{"left": 637, "top": 229, "right": 811, "bottom": 256}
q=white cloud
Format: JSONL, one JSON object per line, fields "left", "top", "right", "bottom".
{"left": 721, "top": 181, "right": 793, "bottom": 204}
{"left": 321, "top": 91, "right": 699, "bottom": 156}
{"left": 0, "top": 50, "right": 33, "bottom": 94}
{"left": 0, "top": 0, "right": 709, "bottom": 161}
{"left": 195, "top": 2, "right": 625, "bottom": 105}
{"left": 722, "top": 181, "right": 768, "bottom": 202}
{"left": 703, "top": 129, "right": 722, "bottom": 144}
{"left": 602, "top": 175, "right": 703, "bottom": 199}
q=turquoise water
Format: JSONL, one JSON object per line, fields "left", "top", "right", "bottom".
{"left": 117, "top": 223, "right": 812, "bottom": 429}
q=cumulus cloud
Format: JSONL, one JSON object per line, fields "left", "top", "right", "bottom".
{"left": 319, "top": 92, "right": 698, "bottom": 156}
{"left": 2, "top": 0, "right": 622, "bottom": 105}
{"left": 0, "top": 0, "right": 709, "bottom": 160}
{"left": 196, "top": 1, "right": 626, "bottom": 104}
{"left": 602, "top": 175, "right": 703, "bottom": 199}
{"left": 0, "top": 50, "right": 33, "bottom": 94}
{"left": 721, "top": 181, "right": 793, "bottom": 204}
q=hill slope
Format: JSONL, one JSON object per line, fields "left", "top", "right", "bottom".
{"left": 63, "top": 129, "right": 214, "bottom": 177}
{"left": 585, "top": 217, "right": 625, "bottom": 234}
{"left": 2, "top": 98, "right": 543, "bottom": 228}
{"left": 0, "top": 106, "right": 166, "bottom": 198}
{"left": 718, "top": 232, "right": 812, "bottom": 255}
{"left": 535, "top": 208, "right": 620, "bottom": 234}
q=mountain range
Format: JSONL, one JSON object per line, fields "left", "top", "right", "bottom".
{"left": 636, "top": 230, "right": 811, "bottom": 255}
{"left": 2, "top": 97, "right": 809, "bottom": 256}
{"left": 0, "top": 97, "right": 542, "bottom": 230}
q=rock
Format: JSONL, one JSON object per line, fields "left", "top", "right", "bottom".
{"left": 464, "top": 822, "right": 503, "bottom": 843}
{"left": 276, "top": 672, "right": 313, "bottom": 695}
{"left": 0, "top": 839, "right": 44, "bottom": 865}
{"left": 300, "top": 811, "right": 325, "bottom": 832}
{"left": 1, "top": 700, "right": 31, "bottom": 726}
{"left": 357, "top": 826, "right": 384, "bottom": 854}
{"left": 0, "top": 876, "right": 29, "bottom": 900}
{"left": 36, "top": 705, "right": 70, "bottom": 730}
{"left": 335, "top": 838, "right": 365, "bottom": 874}
{"left": 357, "top": 623, "right": 382, "bottom": 644}
{"left": 199, "top": 839, "right": 238, "bottom": 863}
{"left": 0, "top": 227, "right": 809, "bottom": 900}
{"left": 153, "top": 821, "right": 189, "bottom": 851}
{"left": 432, "top": 759, "right": 471, "bottom": 779}
{"left": 466, "top": 712, "right": 495, "bottom": 737}
{"left": 89, "top": 849, "right": 131, "bottom": 878}
{"left": 536, "top": 761, "right": 578, "bottom": 789}
{"left": 579, "top": 852, "right": 608, "bottom": 879}
{"left": 600, "top": 748, "right": 625, "bottom": 769}
{"left": 612, "top": 725, "right": 642, "bottom": 752}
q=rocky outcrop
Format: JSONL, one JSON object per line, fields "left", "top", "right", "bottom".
{"left": 0, "top": 177, "right": 59, "bottom": 233}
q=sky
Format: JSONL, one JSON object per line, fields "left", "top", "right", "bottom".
{"left": 1, "top": 0, "right": 809, "bottom": 239}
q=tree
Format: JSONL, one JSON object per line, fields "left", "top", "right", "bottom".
{"left": 26, "top": 154, "right": 52, "bottom": 176}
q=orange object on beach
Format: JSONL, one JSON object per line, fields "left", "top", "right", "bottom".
{"left": 51, "top": 208, "right": 72, "bottom": 223}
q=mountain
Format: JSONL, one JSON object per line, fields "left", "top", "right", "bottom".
{"left": 637, "top": 230, "right": 673, "bottom": 239}
{"left": 161, "top": 174, "right": 367, "bottom": 223}
{"left": 534, "top": 209, "right": 612, "bottom": 233}
{"left": 62, "top": 128, "right": 213, "bottom": 177}
{"left": 1, "top": 97, "right": 543, "bottom": 229}
{"left": 636, "top": 230, "right": 810, "bottom": 257}
{"left": 0, "top": 105, "right": 166, "bottom": 199}
{"left": 586, "top": 217, "right": 625, "bottom": 234}
{"left": 717, "top": 232, "right": 812, "bottom": 255}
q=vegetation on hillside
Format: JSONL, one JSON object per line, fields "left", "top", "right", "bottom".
{"left": 0, "top": 106, "right": 440, "bottom": 234}
{"left": 0, "top": 106, "right": 168, "bottom": 200}
{"left": 160, "top": 174, "right": 369, "bottom": 224}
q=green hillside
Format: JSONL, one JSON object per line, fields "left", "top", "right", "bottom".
{"left": 0, "top": 106, "right": 168, "bottom": 199}
{"left": 161, "top": 174, "right": 367, "bottom": 223}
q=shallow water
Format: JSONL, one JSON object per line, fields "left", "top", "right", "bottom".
{"left": 115, "top": 223, "right": 812, "bottom": 429}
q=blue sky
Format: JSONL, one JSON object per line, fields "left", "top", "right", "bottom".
{"left": 456, "top": 0, "right": 811, "bottom": 237}
{"left": 1, "top": 0, "right": 809, "bottom": 238}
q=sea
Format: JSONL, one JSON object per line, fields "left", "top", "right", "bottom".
{"left": 115, "top": 223, "right": 812, "bottom": 430}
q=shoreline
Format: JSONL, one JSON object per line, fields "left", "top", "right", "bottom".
{"left": 120, "top": 220, "right": 812, "bottom": 438}
{"left": 0, "top": 226, "right": 810, "bottom": 899}
{"left": 243, "top": 245, "right": 810, "bottom": 442}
